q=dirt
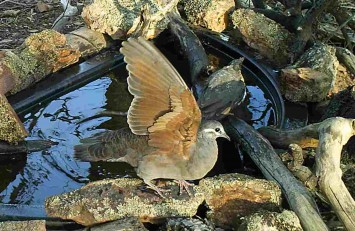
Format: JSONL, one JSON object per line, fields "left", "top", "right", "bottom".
{"left": 0, "top": 0, "right": 85, "bottom": 49}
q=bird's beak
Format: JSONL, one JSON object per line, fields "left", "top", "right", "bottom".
{"left": 222, "top": 133, "right": 231, "bottom": 141}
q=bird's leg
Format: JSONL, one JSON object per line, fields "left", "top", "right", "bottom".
{"left": 174, "top": 180, "right": 194, "bottom": 196}
{"left": 143, "top": 179, "right": 169, "bottom": 198}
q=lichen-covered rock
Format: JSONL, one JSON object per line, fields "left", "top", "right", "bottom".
{"left": 182, "top": 0, "right": 235, "bottom": 32}
{"left": 0, "top": 220, "right": 46, "bottom": 231}
{"left": 230, "top": 9, "right": 293, "bottom": 67}
{"left": 197, "top": 173, "right": 282, "bottom": 229}
{"left": 0, "top": 93, "right": 28, "bottom": 143}
{"left": 45, "top": 178, "right": 204, "bottom": 226}
{"left": 280, "top": 43, "right": 341, "bottom": 102}
{"left": 237, "top": 210, "right": 302, "bottom": 231}
{"left": 163, "top": 218, "right": 215, "bottom": 231}
{"left": 1, "top": 29, "right": 80, "bottom": 94}
{"left": 82, "top": 0, "right": 171, "bottom": 40}
{"left": 280, "top": 67, "right": 333, "bottom": 102}
{"left": 65, "top": 27, "right": 109, "bottom": 57}
{"left": 90, "top": 217, "right": 148, "bottom": 231}
{"left": 293, "top": 43, "right": 339, "bottom": 84}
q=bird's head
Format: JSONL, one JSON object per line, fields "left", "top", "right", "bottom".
{"left": 199, "top": 120, "right": 230, "bottom": 141}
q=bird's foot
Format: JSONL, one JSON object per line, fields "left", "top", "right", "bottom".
{"left": 144, "top": 180, "right": 169, "bottom": 198}
{"left": 174, "top": 180, "right": 194, "bottom": 196}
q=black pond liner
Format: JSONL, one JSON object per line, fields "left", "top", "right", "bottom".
{"left": 2, "top": 32, "right": 285, "bottom": 224}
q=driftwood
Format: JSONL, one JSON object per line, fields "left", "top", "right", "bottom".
{"left": 225, "top": 117, "right": 328, "bottom": 231}
{"left": 260, "top": 117, "right": 355, "bottom": 230}
{"left": 258, "top": 123, "right": 320, "bottom": 149}
{"left": 316, "top": 117, "right": 355, "bottom": 230}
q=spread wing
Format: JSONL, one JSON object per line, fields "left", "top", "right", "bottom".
{"left": 120, "top": 37, "right": 201, "bottom": 159}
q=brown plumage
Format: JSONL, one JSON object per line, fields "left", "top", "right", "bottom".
{"left": 75, "top": 37, "right": 230, "bottom": 197}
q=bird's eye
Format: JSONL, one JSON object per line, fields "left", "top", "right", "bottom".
{"left": 215, "top": 128, "right": 221, "bottom": 132}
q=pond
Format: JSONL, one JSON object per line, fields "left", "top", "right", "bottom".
{"left": 0, "top": 33, "right": 284, "bottom": 218}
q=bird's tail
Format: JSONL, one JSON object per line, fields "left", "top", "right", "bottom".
{"left": 74, "top": 128, "right": 131, "bottom": 162}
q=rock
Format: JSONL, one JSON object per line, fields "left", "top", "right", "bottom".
{"left": 197, "top": 173, "right": 282, "bottom": 229}
{"left": 1, "top": 29, "right": 80, "bottom": 94}
{"left": 65, "top": 27, "right": 109, "bottom": 57}
{"left": 230, "top": 9, "right": 293, "bottom": 67}
{"left": 89, "top": 217, "right": 148, "bottom": 231}
{"left": 81, "top": 0, "right": 172, "bottom": 40}
{"left": 182, "top": 0, "right": 235, "bottom": 32}
{"left": 0, "top": 220, "right": 46, "bottom": 231}
{"left": 237, "top": 210, "right": 302, "bottom": 231}
{"left": 46, "top": 178, "right": 204, "bottom": 226}
{"left": 36, "top": 1, "right": 52, "bottom": 13}
{"left": 330, "top": 63, "right": 355, "bottom": 95}
{"left": 280, "top": 68, "right": 332, "bottom": 102}
{"left": 0, "top": 93, "right": 28, "bottom": 143}
{"left": 293, "top": 42, "right": 339, "bottom": 84}
{"left": 163, "top": 218, "right": 215, "bottom": 231}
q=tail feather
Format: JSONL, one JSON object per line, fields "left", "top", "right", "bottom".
{"left": 74, "top": 129, "right": 127, "bottom": 162}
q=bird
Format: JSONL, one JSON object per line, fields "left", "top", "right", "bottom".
{"left": 198, "top": 58, "right": 246, "bottom": 120}
{"left": 74, "top": 37, "right": 230, "bottom": 197}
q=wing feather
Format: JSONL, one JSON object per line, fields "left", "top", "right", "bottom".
{"left": 120, "top": 37, "right": 201, "bottom": 159}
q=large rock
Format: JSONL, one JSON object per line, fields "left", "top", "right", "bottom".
{"left": 1, "top": 29, "right": 80, "bottom": 95}
{"left": 0, "top": 93, "right": 28, "bottom": 143}
{"left": 82, "top": 0, "right": 171, "bottom": 40}
{"left": 280, "top": 68, "right": 333, "bottom": 102}
{"left": 197, "top": 173, "right": 282, "bottom": 229}
{"left": 231, "top": 9, "right": 293, "bottom": 67}
{"left": 182, "top": 0, "right": 235, "bottom": 32}
{"left": 293, "top": 43, "right": 339, "bottom": 82}
{"left": 0, "top": 220, "right": 46, "bottom": 231}
{"left": 280, "top": 43, "right": 340, "bottom": 102}
{"left": 46, "top": 178, "right": 204, "bottom": 226}
{"left": 237, "top": 210, "right": 303, "bottom": 231}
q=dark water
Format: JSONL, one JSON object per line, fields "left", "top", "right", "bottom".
{"left": 0, "top": 50, "right": 276, "bottom": 209}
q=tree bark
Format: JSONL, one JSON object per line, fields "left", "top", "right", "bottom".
{"left": 225, "top": 117, "right": 328, "bottom": 231}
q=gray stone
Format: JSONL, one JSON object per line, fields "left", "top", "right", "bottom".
{"left": 237, "top": 210, "right": 303, "bottom": 231}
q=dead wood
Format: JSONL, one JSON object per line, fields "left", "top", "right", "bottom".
{"left": 316, "top": 117, "right": 355, "bottom": 230}
{"left": 336, "top": 47, "right": 355, "bottom": 75}
{"left": 258, "top": 123, "right": 320, "bottom": 149}
{"left": 258, "top": 117, "right": 355, "bottom": 230}
{"left": 225, "top": 117, "right": 328, "bottom": 231}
